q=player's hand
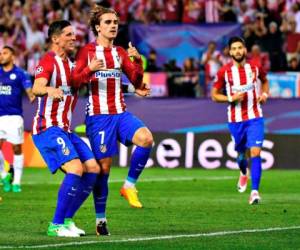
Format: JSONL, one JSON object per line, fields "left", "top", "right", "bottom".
{"left": 231, "top": 92, "right": 245, "bottom": 102}
{"left": 88, "top": 56, "right": 105, "bottom": 72}
{"left": 135, "top": 83, "right": 150, "bottom": 97}
{"left": 258, "top": 92, "right": 268, "bottom": 104}
{"left": 47, "top": 87, "right": 64, "bottom": 101}
{"left": 127, "top": 42, "right": 141, "bottom": 60}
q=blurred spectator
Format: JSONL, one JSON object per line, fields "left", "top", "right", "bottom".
{"left": 219, "top": 0, "right": 238, "bottom": 22}
{"left": 182, "top": 0, "right": 204, "bottom": 23}
{"left": 146, "top": 49, "right": 161, "bottom": 72}
{"left": 220, "top": 45, "right": 231, "bottom": 65}
{"left": 255, "top": 0, "right": 271, "bottom": 25}
{"left": 201, "top": 41, "right": 222, "bottom": 96}
{"left": 205, "top": 0, "right": 220, "bottom": 23}
{"left": 287, "top": 57, "right": 300, "bottom": 71}
{"left": 163, "top": 0, "right": 182, "bottom": 23}
{"left": 248, "top": 44, "right": 270, "bottom": 72}
{"left": 264, "top": 21, "right": 287, "bottom": 71}
{"left": 181, "top": 58, "right": 200, "bottom": 97}
{"left": 237, "top": 2, "right": 255, "bottom": 24}
{"left": 21, "top": 14, "right": 45, "bottom": 50}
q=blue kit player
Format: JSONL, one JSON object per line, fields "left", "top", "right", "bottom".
{"left": 0, "top": 46, "right": 34, "bottom": 193}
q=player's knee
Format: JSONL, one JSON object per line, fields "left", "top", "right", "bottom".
{"left": 137, "top": 131, "right": 154, "bottom": 147}
{"left": 250, "top": 148, "right": 261, "bottom": 158}
{"left": 99, "top": 158, "right": 112, "bottom": 174}
{"left": 84, "top": 159, "right": 100, "bottom": 174}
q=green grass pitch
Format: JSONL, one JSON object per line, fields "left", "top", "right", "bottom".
{"left": 0, "top": 167, "right": 300, "bottom": 250}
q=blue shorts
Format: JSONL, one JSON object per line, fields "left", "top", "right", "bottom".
{"left": 228, "top": 118, "right": 264, "bottom": 153}
{"left": 32, "top": 126, "right": 94, "bottom": 174}
{"left": 85, "top": 111, "right": 145, "bottom": 160}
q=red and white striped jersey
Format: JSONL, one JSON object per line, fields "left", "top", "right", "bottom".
{"left": 214, "top": 60, "right": 267, "bottom": 123}
{"left": 72, "top": 42, "right": 143, "bottom": 116}
{"left": 32, "top": 52, "right": 77, "bottom": 134}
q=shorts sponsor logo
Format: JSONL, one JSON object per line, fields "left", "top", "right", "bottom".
{"left": 100, "top": 144, "right": 107, "bottom": 153}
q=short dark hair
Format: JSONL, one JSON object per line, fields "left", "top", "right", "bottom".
{"left": 2, "top": 45, "right": 15, "bottom": 55}
{"left": 48, "top": 20, "right": 71, "bottom": 39}
{"left": 228, "top": 36, "right": 246, "bottom": 49}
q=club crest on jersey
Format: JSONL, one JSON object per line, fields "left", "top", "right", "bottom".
{"left": 62, "top": 146, "right": 70, "bottom": 156}
{"left": 35, "top": 66, "right": 43, "bottom": 75}
{"left": 9, "top": 73, "right": 17, "bottom": 80}
{"left": 100, "top": 144, "right": 107, "bottom": 153}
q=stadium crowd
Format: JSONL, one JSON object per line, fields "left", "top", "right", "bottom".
{"left": 0, "top": 0, "right": 300, "bottom": 96}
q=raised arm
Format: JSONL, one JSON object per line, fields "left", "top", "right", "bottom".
{"left": 119, "top": 43, "right": 144, "bottom": 89}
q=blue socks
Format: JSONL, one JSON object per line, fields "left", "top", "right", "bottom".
{"left": 127, "top": 146, "right": 151, "bottom": 184}
{"left": 237, "top": 153, "right": 248, "bottom": 175}
{"left": 53, "top": 173, "right": 81, "bottom": 224}
{"left": 251, "top": 156, "right": 262, "bottom": 190}
{"left": 65, "top": 172, "right": 98, "bottom": 219}
{"left": 93, "top": 173, "right": 109, "bottom": 219}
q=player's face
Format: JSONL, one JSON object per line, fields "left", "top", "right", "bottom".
{"left": 57, "top": 26, "right": 76, "bottom": 54}
{"left": 229, "top": 42, "right": 247, "bottom": 63}
{"left": 97, "top": 13, "right": 119, "bottom": 40}
{"left": 0, "top": 48, "right": 14, "bottom": 65}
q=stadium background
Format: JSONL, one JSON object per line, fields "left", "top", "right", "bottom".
{"left": 1, "top": 0, "right": 300, "bottom": 249}
{"left": 1, "top": 0, "right": 300, "bottom": 170}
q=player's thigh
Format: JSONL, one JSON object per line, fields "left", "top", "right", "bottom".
{"left": 246, "top": 118, "right": 264, "bottom": 149}
{"left": 85, "top": 115, "right": 118, "bottom": 160}
{"left": 228, "top": 121, "right": 247, "bottom": 153}
{"left": 32, "top": 127, "right": 79, "bottom": 174}
{"left": 0, "top": 115, "right": 24, "bottom": 144}
{"left": 118, "top": 112, "right": 147, "bottom": 146}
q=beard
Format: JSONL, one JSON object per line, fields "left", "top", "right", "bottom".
{"left": 232, "top": 53, "right": 246, "bottom": 63}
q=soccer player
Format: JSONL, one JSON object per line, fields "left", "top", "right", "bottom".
{"left": 32, "top": 20, "right": 100, "bottom": 237}
{"left": 211, "top": 36, "right": 269, "bottom": 205}
{"left": 72, "top": 6, "right": 153, "bottom": 234}
{"left": 0, "top": 45, "right": 35, "bottom": 193}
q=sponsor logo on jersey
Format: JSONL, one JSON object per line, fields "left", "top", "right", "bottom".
{"left": 100, "top": 144, "right": 107, "bottom": 153}
{"left": 95, "top": 70, "right": 121, "bottom": 79}
{"left": 9, "top": 73, "right": 17, "bottom": 80}
{"left": 0, "top": 85, "right": 12, "bottom": 95}
{"left": 232, "top": 83, "right": 254, "bottom": 93}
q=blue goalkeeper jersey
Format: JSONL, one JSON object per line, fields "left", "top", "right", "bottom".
{"left": 0, "top": 65, "right": 32, "bottom": 116}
